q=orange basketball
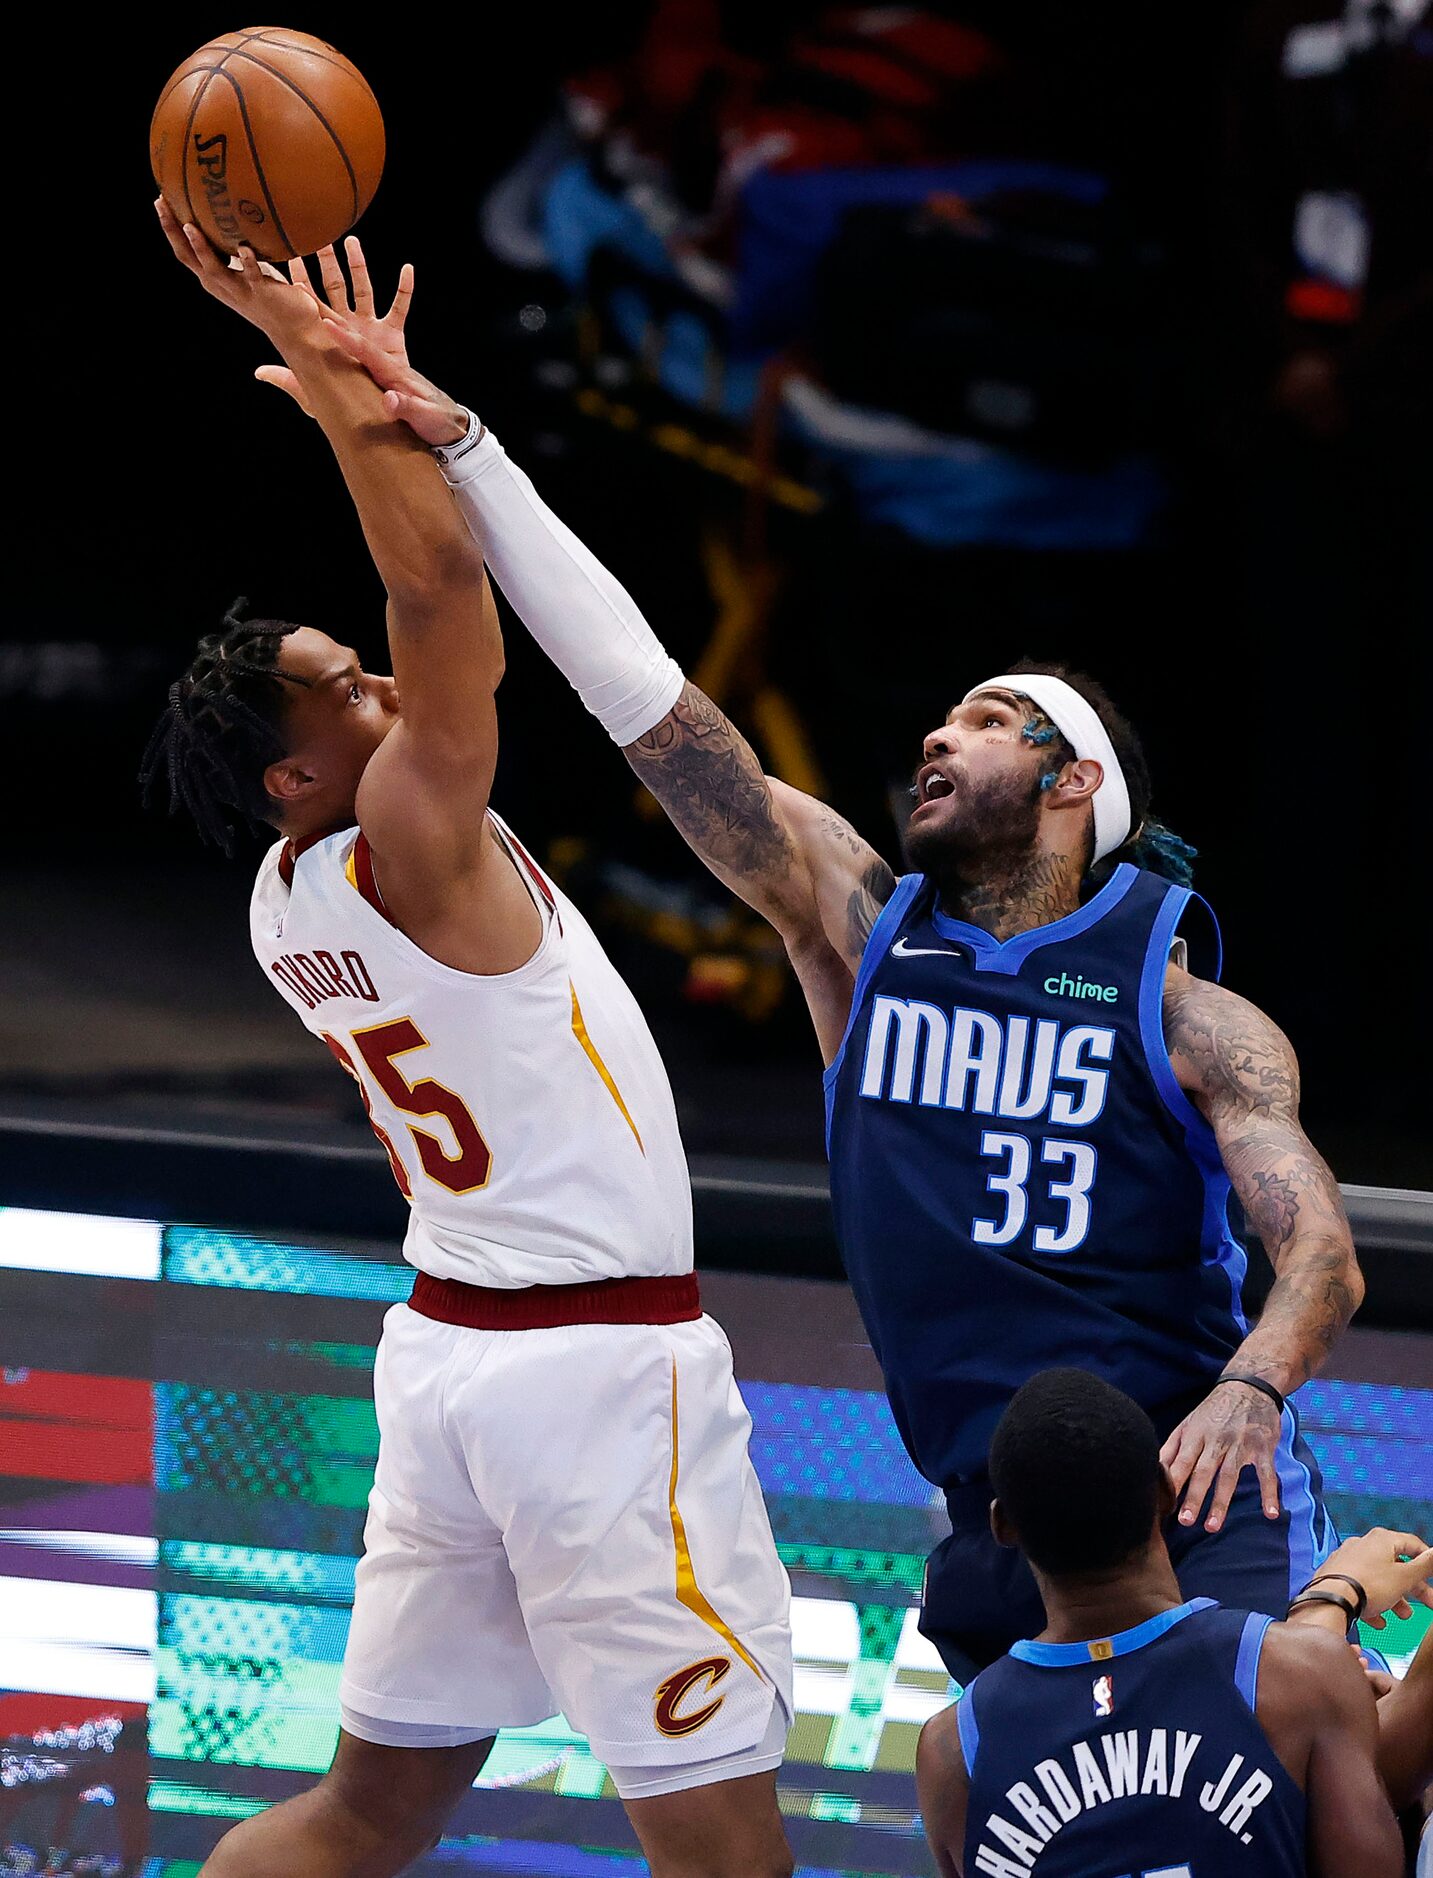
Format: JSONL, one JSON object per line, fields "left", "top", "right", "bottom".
{"left": 150, "top": 27, "right": 384, "bottom": 263}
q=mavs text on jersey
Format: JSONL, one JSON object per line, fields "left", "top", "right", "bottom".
{"left": 824, "top": 863, "right": 1337, "bottom": 1666}
{"left": 826, "top": 862, "right": 1246, "bottom": 1486}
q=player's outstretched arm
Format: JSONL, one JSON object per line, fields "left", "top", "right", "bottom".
{"left": 483, "top": 504, "right": 900, "bottom": 1053}
{"left": 630, "top": 691, "right": 898, "bottom": 1057}
{"left": 156, "top": 209, "right": 532, "bottom": 951}
{"left": 625, "top": 684, "right": 897, "bottom": 956}
{"left": 469, "top": 507, "right": 899, "bottom": 1063}
{"left": 431, "top": 419, "right": 896, "bottom": 967}
{"left": 299, "top": 264, "right": 898, "bottom": 1044}
{"left": 1158, "top": 966, "right": 1364, "bottom": 1531}
{"left": 1283, "top": 1527, "right": 1433, "bottom": 1639}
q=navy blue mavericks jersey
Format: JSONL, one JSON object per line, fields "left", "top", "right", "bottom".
{"left": 956, "top": 1599, "right": 1305, "bottom": 1877}
{"left": 825, "top": 864, "right": 1248, "bottom": 1487}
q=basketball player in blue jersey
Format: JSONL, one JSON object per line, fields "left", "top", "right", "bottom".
{"left": 279, "top": 248, "right": 1365, "bottom": 1679}
{"left": 916, "top": 1370, "right": 1424, "bottom": 1878}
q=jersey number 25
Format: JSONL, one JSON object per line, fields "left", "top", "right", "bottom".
{"left": 324, "top": 1018, "right": 492, "bottom": 1197}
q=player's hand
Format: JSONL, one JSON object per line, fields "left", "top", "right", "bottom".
{"left": 1355, "top": 1647, "right": 1395, "bottom": 1698}
{"left": 1160, "top": 1382, "right": 1282, "bottom": 1534}
{"left": 154, "top": 197, "right": 324, "bottom": 353}
{"left": 1305, "top": 1529, "right": 1433, "bottom": 1630}
{"left": 257, "top": 236, "right": 469, "bottom": 448}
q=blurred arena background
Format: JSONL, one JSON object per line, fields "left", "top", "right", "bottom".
{"left": 4, "top": 4, "right": 1430, "bottom": 1873}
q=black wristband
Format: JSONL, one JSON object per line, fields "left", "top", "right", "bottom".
{"left": 1215, "top": 1373, "right": 1286, "bottom": 1415}
{"left": 1287, "top": 1588, "right": 1359, "bottom": 1622}
{"left": 1303, "top": 1572, "right": 1368, "bottom": 1623}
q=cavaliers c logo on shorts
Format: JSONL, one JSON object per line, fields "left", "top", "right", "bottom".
{"left": 653, "top": 1654, "right": 732, "bottom": 1737}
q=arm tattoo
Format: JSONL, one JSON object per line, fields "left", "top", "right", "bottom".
{"left": 847, "top": 857, "right": 898, "bottom": 954}
{"left": 627, "top": 683, "right": 802, "bottom": 889}
{"left": 628, "top": 680, "right": 895, "bottom": 951}
{"left": 1243, "top": 1169, "right": 1300, "bottom": 1254}
{"left": 813, "top": 802, "right": 872, "bottom": 860}
{"left": 1254, "top": 1245, "right": 1360, "bottom": 1377}
{"left": 1164, "top": 973, "right": 1362, "bottom": 1391}
{"left": 1163, "top": 975, "right": 1298, "bottom": 1117}
{"left": 812, "top": 801, "right": 895, "bottom": 949}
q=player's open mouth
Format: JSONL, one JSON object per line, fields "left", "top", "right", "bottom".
{"left": 915, "top": 764, "right": 957, "bottom": 806}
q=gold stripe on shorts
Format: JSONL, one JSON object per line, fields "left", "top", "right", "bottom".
{"left": 667, "top": 1360, "right": 761, "bottom": 1677}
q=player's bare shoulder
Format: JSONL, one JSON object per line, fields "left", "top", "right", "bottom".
{"left": 1252, "top": 1620, "right": 1378, "bottom": 1783}
{"left": 915, "top": 1703, "right": 971, "bottom": 1878}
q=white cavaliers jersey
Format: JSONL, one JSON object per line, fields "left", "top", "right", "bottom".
{"left": 249, "top": 814, "right": 693, "bottom": 1288}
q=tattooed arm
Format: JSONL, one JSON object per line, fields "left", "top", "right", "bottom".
{"left": 1164, "top": 967, "right": 1363, "bottom": 1389}
{"left": 626, "top": 683, "right": 896, "bottom": 1058}
{"left": 356, "top": 394, "right": 897, "bottom": 1052}
{"left": 1158, "top": 966, "right": 1364, "bottom": 1532}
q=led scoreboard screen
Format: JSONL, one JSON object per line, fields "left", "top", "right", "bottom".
{"left": 1, "top": 1205, "right": 1429, "bottom": 1876}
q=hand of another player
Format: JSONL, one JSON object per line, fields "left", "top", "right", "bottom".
{"left": 1303, "top": 1528, "right": 1433, "bottom": 1630}
{"left": 154, "top": 197, "right": 325, "bottom": 353}
{"left": 1159, "top": 1382, "right": 1282, "bottom": 1534}
{"left": 256, "top": 237, "right": 468, "bottom": 448}
{"left": 1355, "top": 1647, "right": 1395, "bottom": 1697}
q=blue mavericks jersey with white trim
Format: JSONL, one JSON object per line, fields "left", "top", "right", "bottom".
{"left": 825, "top": 864, "right": 1248, "bottom": 1487}
{"left": 957, "top": 1599, "right": 1305, "bottom": 1877}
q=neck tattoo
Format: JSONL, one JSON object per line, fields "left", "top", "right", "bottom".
{"left": 939, "top": 848, "right": 1083, "bottom": 940}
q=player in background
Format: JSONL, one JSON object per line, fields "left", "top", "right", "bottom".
{"left": 1380, "top": 1633, "right": 1433, "bottom": 1858}
{"left": 145, "top": 205, "right": 795, "bottom": 1878}
{"left": 1274, "top": 1524, "right": 1433, "bottom": 1837}
{"left": 296, "top": 251, "right": 1367, "bottom": 1680}
{"left": 915, "top": 1369, "right": 1431, "bottom": 1878}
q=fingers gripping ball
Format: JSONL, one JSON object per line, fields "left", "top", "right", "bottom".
{"left": 150, "top": 28, "right": 384, "bottom": 263}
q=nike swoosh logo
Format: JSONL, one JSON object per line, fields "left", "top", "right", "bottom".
{"left": 890, "top": 936, "right": 961, "bottom": 959}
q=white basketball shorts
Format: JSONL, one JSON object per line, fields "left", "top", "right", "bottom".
{"left": 338, "top": 1302, "right": 793, "bottom": 1777}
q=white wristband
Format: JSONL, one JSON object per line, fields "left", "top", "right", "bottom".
{"left": 432, "top": 408, "right": 485, "bottom": 475}
{"left": 437, "top": 425, "right": 685, "bottom": 747}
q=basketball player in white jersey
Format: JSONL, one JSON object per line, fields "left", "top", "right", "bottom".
{"left": 147, "top": 202, "right": 793, "bottom": 1878}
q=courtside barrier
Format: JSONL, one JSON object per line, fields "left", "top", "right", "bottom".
{"left": 0, "top": 1111, "right": 1427, "bottom": 1328}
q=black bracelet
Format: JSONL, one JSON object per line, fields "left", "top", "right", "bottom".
{"left": 1303, "top": 1572, "right": 1368, "bottom": 1623}
{"left": 1215, "top": 1373, "right": 1286, "bottom": 1415}
{"left": 1287, "top": 1589, "right": 1359, "bottom": 1622}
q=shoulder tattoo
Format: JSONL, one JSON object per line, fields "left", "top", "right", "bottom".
{"left": 1162, "top": 974, "right": 1299, "bottom": 1121}
{"left": 846, "top": 856, "right": 897, "bottom": 954}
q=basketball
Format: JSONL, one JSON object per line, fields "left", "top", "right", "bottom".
{"left": 150, "top": 28, "right": 384, "bottom": 263}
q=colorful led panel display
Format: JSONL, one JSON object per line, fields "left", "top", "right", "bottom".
{"left": 1, "top": 1205, "right": 1429, "bottom": 1875}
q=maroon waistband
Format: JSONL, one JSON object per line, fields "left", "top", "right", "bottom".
{"left": 408, "top": 1269, "right": 701, "bottom": 1331}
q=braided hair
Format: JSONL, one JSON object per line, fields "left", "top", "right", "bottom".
{"left": 1005, "top": 657, "right": 1198, "bottom": 887}
{"left": 139, "top": 599, "right": 310, "bottom": 856}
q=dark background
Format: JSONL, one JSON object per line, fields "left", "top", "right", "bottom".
{"left": 6, "top": 3, "right": 1429, "bottom": 1181}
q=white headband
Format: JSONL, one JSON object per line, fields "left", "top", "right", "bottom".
{"left": 970, "top": 674, "right": 1132, "bottom": 863}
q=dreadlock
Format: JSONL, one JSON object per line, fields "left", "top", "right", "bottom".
{"left": 1004, "top": 657, "right": 1197, "bottom": 887}
{"left": 139, "top": 599, "right": 311, "bottom": 857}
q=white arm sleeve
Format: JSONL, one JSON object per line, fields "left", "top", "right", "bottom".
{"left": 438, "top": 422, "right": 685, "bottom": 747}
